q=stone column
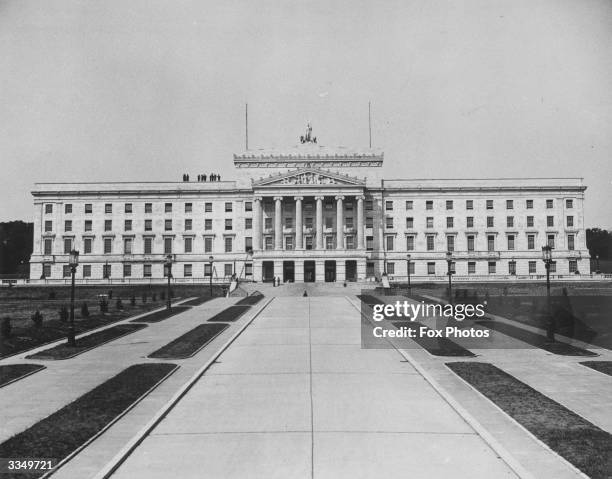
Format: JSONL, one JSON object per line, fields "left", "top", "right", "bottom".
{"left": 253, "top": 196, "right": 262, "bottom": 251}
{"left": 295, "top": 196, "right": 303, "bottom": 249}
{"left": 315, "top": 196, "right": 324, "bottom": 250}
{"left": 274, "top": 196, "right": 283, "bottom": 250}
{"left": 357, "top": 195, "right": 365, "bottom": 249}
{"left": 335, "top": 195, "right": 344, "bottom": 249}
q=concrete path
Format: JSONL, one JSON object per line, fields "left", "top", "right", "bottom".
{"left": 110, "top": 297, "right": 517, "bottom": 479}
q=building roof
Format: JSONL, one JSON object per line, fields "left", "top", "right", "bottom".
{"left": 233, "top": 143, "right": 384, "bottom": 161}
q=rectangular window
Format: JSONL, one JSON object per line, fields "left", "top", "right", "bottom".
{"left": 567, "top": 234, "right": 575, "bottom": 250}
{"left": 487, "top": 216, "right": 494, "bottom": 228}
{"left": 529, "top": 261, "right": 537, "bottom": 274}
{"left": 45, "top": 220, "right": 52, "bottom": 232}
{"left": 104, "top": 220, "right": 112, "bottom": 231}
{"left": 546, "top": 199, "right": 553, "bottom": 209}
{"left": 84, "top": 220, "right": 92, "bottom": 232}
{"left": 265, "top": 236, "right": 273, "bottom": 250}
{"left": 345, "top": 201, "right": 353, "bottom": 211}
{"left": 386, "top": 235, "right": 394, "bottom": 251}
{"left": 205, "top": 202, "right": 212, "bottom": 213}
{"left": 426, "top": 200, "right": 433, "bottom": 210}
{"left": 104, "top": 238, "right": 112, "bottom": 254}
{"left": 63, "top": 265, "right": 71, "bottom": 278}
{"left": 125, "top": 203, "right": 132, "bottom": 213}
{"left": 366, "top": 236, "right": 374, "bottom": 251}
{"left": 124, "top": 220, "right": 132, "bottom": 231}
{"left": 286, "top": 217, "right": 293, "bottom": 229}
{"left": 466, "top": 217, "right": 474, "bottom": 228}
{"left": 64, "top": 220, "right": 72, "bottom": 232}
{"left": 426, "top": 235, "right": 435, "bottom": 251}
{"left": 165, "top": 203, "right": 172, "bottom": 213}
{"left": 83, "top": 264, "right": 91, "bottom": 277}
{"left": 366, "top": 217, "right": 373, "bottom": 228}
{"left": 326, "top": 236, "right": 334, "bottom": 249}
{"left": 468, "top": 262, "right": 476, "bottom": 274}
{"left": 447, "top": 235, "right": 455, "bottom": 252}
{"left": 63, "top": 238, "right": 72, "bottom": 254}
{"left": 566, "top": 199, "right": 573, "bottom": 209}
{"left": 42, "top": 264, "right": 51, "bottom": 278}
{"left": 205, "top": 219, "right": 212, "bottom": 230}
{"left": 224, "top": 264, "right": 233, "bottom": 277}
{"left": 204, "top": 263, "right": 212, "bottom": 277}
{"left": 285, "top": 236, "right": 294, "bottom": 250}
{"left": 245, "top": 218, "right": 252, "bottom": 229}
{"left": 566, "top": 216, "right": 574, "bottom": 227}
{"left": 65, "top": 204, "right": 72, "bottom": 214}
{"left": 105, "top": 203, "right": 112, "bottom": 214}
{"left": 387, "top": 262, "right": 395, "bottom": 275}
{"left": 346, "top": 236, "right": 355, "bottom": 249}
{"left": 385, "top": 200, "right": 393, "bottom": 211}
{"left": 507, "top": 235, "right": 515, "bottom": 250}
{"left": 385, "top": 217, "right": 393, "bottom": 229}
{"left": 185, "top": 202, "right": 192, "bottom": 213}
{"left": 506, "top": 200, "right": 513, "bottom": 210}
{"left": 305, "top": 236, "right": 313, "bottom": 250}
{"left": 446, "top": 217, "right": 454, "bottom": 228}
{"left": 145, "top": 219, "right": 152, "bottom": 231}
{"left": 406, "top": 235, "right": 415, "bottom": 251}
{"left": 124, "top": 238, "right": 133, "bottom": 254}
{"left": 45, "top": 204, "right": 53, "bottom": 214}
{"left": 184, "top": 264, "right": 192, "bottom": 277}
{"left": 527, "top": 234, "right": 535, "bottom": 250}
{"left": 466, "top": 200, "right": 473, "bottom": 210}
{"left": 123, "top": 263, "right": 132, "bottom": 277}
{"left": 507, "top": 216, "right": 514, "bottom": 228}
{"left": 446, "top": 200, "right": 453, "bottom": 210}
{"left": 325, "top": 217, "right": 333, "bottom": 229}
{"left": 427, "top": 262, "right": 435, "bottom": 275}
{"left": 225, "top": 202, "right": 233, "bottom": 212}
{"left": 526, "top": 199, "right": 533, "bottom": 209}
{"left": 43, "top": 238, "right": 53, "bottom": 255}
{"left": 486, "top": 200, "right": 493, "bottom": 210}
{"left": 145, "top": 203, "right": 152, "bottom": 213}
{"left": 550, "top": 261, "right": 557, "bottom": 273}
{"left": 426, "top": 217, "right": 433, "bottom": 228}
{"left": 225, "top": 219, "right": 233, "bottom": 231}
{"left": 184, "top": 237, "right": 193, "bottom": 253}
{"left": 224, "top": 237, "right": 233, "bottom": 253}
{"left": 204, "top": 237, "right": 213, "bottom": 253}
{"left": 547, "top": 216, "right": 554, "bottom": 227}
{"left": 569, "top": 259, "right": 577, "bottom": 273}
{"left": 527, "top": 216, "right": 534, "bottom": 227}
{"left": 143, "top": 264, "right": 152, "bottom": 277}
{"left": 406, "top": 217, "right": 414, "bottom": 228}
{"left": 264, "top": 217, "right": 272, "bottom": 229}
{"left": 85, "top": 203, "right": 92, "bottom": 214}
{"left": 488, "top": 261, "right": 496, "bottom": 274}
{"left": 164, "top": 237, "right": 172, "bottom": 254}
{"left": 185, "top": 219, "right": 192, "bottom": 231}
{"left": 365, "top": 199, "right": 373, "bottom": 211}
{"left": 547, "top": 234, "right": 555, "bottom": 248}
{"left": 405, "top": 200, "right": 413, "bottom": 210}
{"left": 509, "top": 261, "right": 516, "bottom": 275}
{"left": 245, "top": 237, "right": 253, "bottom": 252}
{"left": 487, "top": 235, "right": 495, "bottom": 251}
{"left": 244, "top": 201, "right": 252, "bottom": 212}
{"left": 467, "top": 235, "right": 475, "bottom": 251}
{"left": 345, "top": 217, "right": 353, "bottom": 228}
{"left": 165, "top": 219, "right": 172, "bottom": 231}
{"left": 144, "top": 237, "right": 152, "bottom": 254}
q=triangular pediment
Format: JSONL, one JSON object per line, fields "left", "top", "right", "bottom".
{"left": 253, "top": 168, "right": 365, "bottom": 187}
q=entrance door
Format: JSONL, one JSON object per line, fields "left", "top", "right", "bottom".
{"left": 345, "top": 260, "right": 357, "bottom": 282}
{"left": 262, "top": 261, "right": 274, "bottom": 282}
{"left": 283, "top": 261, "right": 295, "bottom": 283}
{"left": 304, "top": 261, "right": 315, "bottom": 282}
{"left": 325, "top": 260, "right": 336, "bottom": 282}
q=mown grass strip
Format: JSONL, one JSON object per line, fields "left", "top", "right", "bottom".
{"left": 180, "top": 296, "right": 214, "bottom": 307}
{"left": 392, "top": 321, "right": 475, "bottom": 357}
{"left": 26, "top": 324, "right": 147, "bottom": 360}
{"left": 235, "top": 293, "right": 264, "bottom": 306}
{"left": 476, "top": 320, "right": 597, "bottom": 356}
{"left": 0, "top": 364, "right": 45, "bottom": 388}
{"left": 207, "top": 305, "right": 251, "bottom": 322}
{"left": 148, "top": 323, "right": 228, "bottom": 359}
{"left": 447, "top": 362, "right": 612, "bottom": 479}
{"left": 580, "top": 361, "right": 612, "bottom": 376}
{"left": 130, "top": 305, "right": 191, "bottom": 323}
{"left": 0, "top": 363, "right": 177, "bottom": 479}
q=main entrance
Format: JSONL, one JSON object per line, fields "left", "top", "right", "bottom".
{"left": 345, "top": 260, "right": 357, "bottom": 282}
{"left": 325, "top": 260, "right": 336, "bottom": 282}
{"left": 262, "top": 261, "right": 274, "bottom": 282}
{"left": 283, "top": 261, "right": 295, "bottom": 282}
{"left": 304, "top": 261, "right": 315, "bottom": 282}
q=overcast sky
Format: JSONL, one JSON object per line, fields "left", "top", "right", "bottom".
{"left": 1, "top": 0, "right": 611, "bottom": 227}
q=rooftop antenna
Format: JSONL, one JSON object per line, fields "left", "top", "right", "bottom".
{"left": 368, "top": 101, "right": 372, "bottom": 148}
{"left": 245, "top": 103, "right": 249, "bottom": 150}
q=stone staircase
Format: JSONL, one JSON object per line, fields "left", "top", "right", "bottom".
{"left": 238, "top": 281, "right": 376, "bottom": 297}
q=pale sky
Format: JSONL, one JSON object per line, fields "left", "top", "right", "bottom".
{"left": 1, "top": 0, "right": 611, "bottom": 227}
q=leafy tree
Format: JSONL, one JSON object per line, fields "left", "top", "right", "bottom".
{"left": 586, "top": 228, "right": 612, "bottom": 259}
{"left": 0, "top": 221, "right": 33, "bottom": 275}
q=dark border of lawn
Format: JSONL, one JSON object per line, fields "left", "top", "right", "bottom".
{"left": 207, "top": 305, "right": 251, "bottom": 322}
{"left": 148, "top": 323, "right": 229, "bottom": 359}
{"left": 476, "top": 320, "right": 597, "bottom": 356}
{"left": 0, "top": 364, "right": 46, "bottom": 388}
{"left": 392, "top": 321, "right": 475, "bottom": 357}
{"left": 235, "top": 293, "right": 264, "bottom": 306}
{"left": 447, "top": 362, "right": 612, "bottom": 479}
{"left": 580, "top": 361, "right": 612, "bottom": 377}
{"left": 0, "top": 363, "right": 178, "bottom": 479}
{"left": 130, "top": 305, "right": 191, "bottom": 323}
{"left": 180, "top": 296, "right": 214, "bottom": 307}
{"left": 26, "top": 324, "right": 147, "bottom": 360}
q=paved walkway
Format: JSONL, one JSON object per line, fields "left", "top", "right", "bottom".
{"left": 111, "top": 297, "right": 517, "bottom": 479}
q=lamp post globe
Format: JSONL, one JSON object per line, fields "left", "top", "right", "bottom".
{"left": 67, "top": 250, "right": 79, "bottom": 347}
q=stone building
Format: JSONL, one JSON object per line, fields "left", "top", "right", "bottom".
{"left": 29, "top": 129, "right": 590, "bottom": 283}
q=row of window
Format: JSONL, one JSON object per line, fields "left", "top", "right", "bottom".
{"left": 392, "top": 215, "right": 575, "bottom": 229}
{"left": 45, "top": 202, "right": 252, "bottom": 215}
{"left": 382, "top": 259, "right": 578, "bottom": 275}
{"left": 45, "top": 218, "right": 243, "bottom": 233}
{"left": 384, "top": 199, "right": 574, "bottom": 211}
{"left": 50, "top": 262, "right": 248, "bottom": 279}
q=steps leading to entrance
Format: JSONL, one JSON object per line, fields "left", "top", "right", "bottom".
{"left": 239, "top": 281, "right": 376, "bottom": 297}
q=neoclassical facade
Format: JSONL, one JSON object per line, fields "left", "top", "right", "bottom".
{"left": 30, "top": 132, "right": 590, "bottom": 283}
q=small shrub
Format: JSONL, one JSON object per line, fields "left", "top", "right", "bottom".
{"left": 116, "top": 298, "right": 123, "bottom": 310}
{"left": 1, "top": 318, "right": 11, "bottom": 338}
{"left": 31, "top": 310, "right": 43, "bottom": 328}
{"left": 81, "top": 302, "right": 90, "bottom": 318}
{"left": 58, "top": 305, "right": 69, "bottom": 322}
{"left": 99, "top": 299, "right": 109, "bottom": 314}
{"left": 130, "top": 295, "right": 136, "bottom": 306}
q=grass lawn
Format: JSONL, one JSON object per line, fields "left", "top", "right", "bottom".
{"left": 130, "top": 305, "right": 191, "bottom": 323}
{"left": 26, "top": 324, "right": 147, "bottom": 360}
{"left": 149, "top": 323, "right": 229, "bottom": 359}
{"left": 0, "top": 285, "right": 222, "bottom": 359}
{"left": 0, "top": 363, "right": 178, "bottom": 479}
{"left": 207, "top": 305, "right": 251, "bottom": 322}
{"left": 447, "top": 362, "right": 612, "bottom": 479}
{"left": 580, "top": 361, "right": 612, "bottom": 376}
{"left": 0, "top": 364, "right": 45, "bottom": 388}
